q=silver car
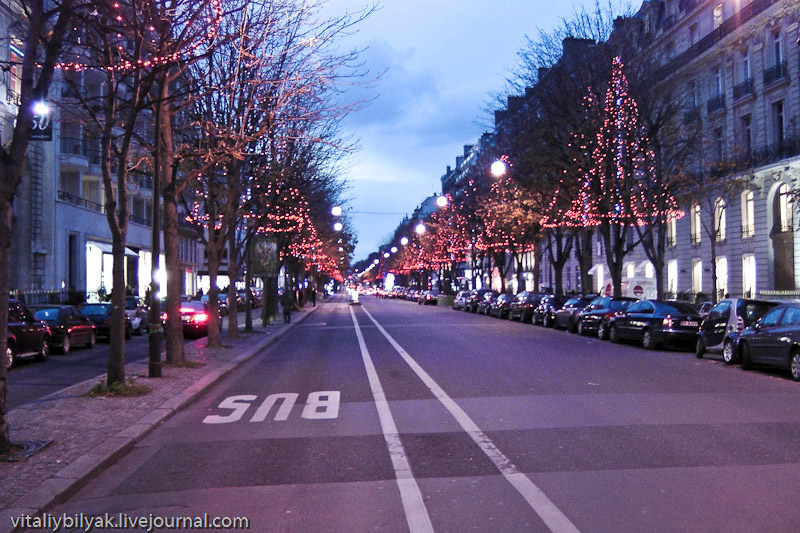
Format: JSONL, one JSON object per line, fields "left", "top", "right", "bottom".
{"left": 695, "top": 298, "right": 778, "bottom": 363}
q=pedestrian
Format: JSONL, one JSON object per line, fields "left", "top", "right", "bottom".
{"left": 297, "top": 289, "right": 304, "bottom": 308}
{"left": 280, "top": 290, "right": 294, "bottom": 324}
{"left": 311, "top": 287, "right": 317, "bottom": 307}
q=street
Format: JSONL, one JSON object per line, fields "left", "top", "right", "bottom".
{"left": 47, "top": 296, "right": 800, "bottom": 533}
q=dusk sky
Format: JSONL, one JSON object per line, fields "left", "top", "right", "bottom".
{"left": 325, "top": 0, "right": 621, "bottom": 262}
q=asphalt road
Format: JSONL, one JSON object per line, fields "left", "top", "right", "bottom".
{"left": 47, "top": 296, "right": 800, "bottom": 533}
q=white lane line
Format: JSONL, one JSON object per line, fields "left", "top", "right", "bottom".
{"left": 361, "top": 306, "right": 581, "bottom": 533}
{"left": 349, "top": 306, "right": 435, "bottom": 533}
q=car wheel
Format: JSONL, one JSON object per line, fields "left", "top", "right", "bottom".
{"left": 695, "top": 337, "right": 704, "bottom": 359}
{"left": 598, "top": 322, "right": 608, "bottom": 340}
{"left": 569, "top": 320, "right": 578, "bottom": 334}
{"left": 86, "top": 331, "right": 96, "bottom": 349}
{"left": 544, "top": 315, "right": 552, "bottom": 328}
{"left": 722, "top": 339, "right": 736, "bottom": 365}
{"left": 4, "top": 345, "right": 13, "bottom": 370}
{"left": 740, "top": 342, "right": 752, "bottom": 370}
{"left": 642, "top": 328, "right": 657, "bottom": 350}
{"left": 577, "top": 321, "right": 587, "bottom": 336}
{"left": 61, "top": 335, "right": 71, "bottom": 355}
{"left": 790, "top": 350, "right": 800, "bottom": 382}
{"left": 609, "top": 324, "right": 619, "bottom": 343}
{"left": 36, "top": 338, "right": 50, "bottom": 362}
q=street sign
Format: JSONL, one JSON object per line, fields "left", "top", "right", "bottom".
{"left": 30, "top": 112, "right": 52, "bottom": 141}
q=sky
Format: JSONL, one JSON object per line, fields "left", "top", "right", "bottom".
{"left": 322, "top": 0, "right": 612, "bottom": 262}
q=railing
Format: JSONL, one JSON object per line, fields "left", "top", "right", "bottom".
{"left": 10, "top": 289, "right": 86, "bottom": 306}
{"left": 690, "top": 232, "right": 701, "bottom": 245}
{"left": 58, "top": 190, "right": 104, "bottom": 214}
{"left": 732, "top": 78, "right": 753, "bottom": 100}
{"left": 741, "top": 224, "right": 754, "bottom": 239}
{"left": 777, "top": 219, "right": 794, "bottom": 234}
{"left": 730, "top": 134, "right": 800, "bottom": 171}
{"left": 60, "top": 136, "right": 86, "bottom": 157}
{"left": 763, "top": 61, "right": 787, "bottom": 86}
{"left": 706, "top": 94, "right": 725, "bottom": 115}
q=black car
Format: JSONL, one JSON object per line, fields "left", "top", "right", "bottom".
{"left": 553, "top": 296, "right": 595, "bottom": 332}
{"left": 418, "top": 289, "right": 440, "bottom": 305}
{"left": 737, "top": 303, "right": 800, "bottom": 381}
{"left": 695, "top": 298, "right": 778, "bottom": 362}
{"left": 170, "top": 300, "right": 221, "bottom": 338}
{"left": 489, "top": 293, "right": 515, "bottom": 319}
{"left": 576, "top": 296, "right": 638, "bottom": 338}
{"left": 31, "top": 305, "right": 96, "bottom": 353}
{"left": 508, "top": 292, "right": 545, "bottom": 322}
{"left": 79, "top": 303, "right": 132, "bottom": 340}
{"left": 5, "top": 299, "right": 51, "bottom": 369}
{"left": 476, "top": 292, "right": 499, "bottom": 315}
{"left": 533, "top": 294, "right": 571, "bottom": 327}
{"left": 468, "top": 289, "right": 498, "bottom": 313}
{"left": 608, "top": 300, "right": 702, "bottom": 350}
{"left": 452, "top": 290, "right": 472, "bottom": 311}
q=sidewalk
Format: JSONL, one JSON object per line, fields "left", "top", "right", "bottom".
{"left": 0, "top": 305, "right": 319, "bottom": 533}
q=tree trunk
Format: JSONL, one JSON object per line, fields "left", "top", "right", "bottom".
{"left": 205, "top": 242, "right": 224, "bottom": 348}
{"left": 227, "top": 229, "right": 239, "bottom": 338}
{"left": 0, "top": 196, "right": 13, "bottom": 453}
{"left": 162, "top": 169, "right": 185, "bottom": 362}
{"left": 107, "top": 238, "right": 127, "bottom": 385}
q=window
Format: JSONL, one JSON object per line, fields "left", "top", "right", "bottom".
{"left": 667, "top": 217, "right": 677, "bottom": 247}
{"left": 760, "top": 307, "right": 783, "bottom": 327}
{"left": 772, "top": 101, "right": 785, "bottom": 151}
{"left": 714, "top": 197, "right": 726, "bottom": 241}
{"left": 714, "top": 128, "right": 724, "bottom": 162}
{"left": 689, "top": 23, "right": 698, "bottom": 45}
{"left": 742, "top": 254, "right": 756, "bottom": 298}
{"left": 715, "top": 257, "right": 728, "bottom": 298}
{"left": 626, "top": 262, "right": 635, "bottom": 278}
{"left": 780, "top": 307, "right": 800, "bottom": 326}
{"left": 692, "top": 259, "right": 703, "bottom": 295}
{"left": 740, "top": 115, "right": 752, "bottom": 158}
{"left": 644, "top": 262, "right": 655, "bottom": 279}
{"left": 691, "top": 204, "right": 701, "bottom": 244}
{"left": 777, "top": 183, "right": 792, "bottom": 233}
{"left": 713, "top": 4, "right": 723, "bottom": 29}
{"left": 773, "top": 31, "right": 782, "bottom": 66}
{"left": 740, "top": 50, "right": 750, "bottom": 82}
{"left": 688, "top": 80, "right": 697, "bottom": 107}
{"left": 713, "top": 66, "right": 723, "bottom": 97}
{"left": 8, "top": 43, "right": 22, "bottom": 104}
{"left": 741, "top": 190, "right": 754, "bottom": 238}
{"left": 667, "top": 260, "right": 678, "bottom": 295}
{"left": 708, "top": 301, "right": 731, "bottom": 322}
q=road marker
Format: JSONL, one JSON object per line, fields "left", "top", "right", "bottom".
{"left": 361, "top": 306, "right": 581, "bottom": 533}
{"left": 349, "top": 306, "right": 435, "bottom": 533}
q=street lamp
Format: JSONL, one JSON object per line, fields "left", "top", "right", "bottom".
{"left": 436, "top": 195, "right": 448, "bottom": 208}
{"left": 391, "top": 246, "right": 398, "bottom": 253}
{"left": 490, "top": 160, "right": 507, "bottom": 178}
{"left": 331, "top": 206, "right": 343, "bottom": 217}
{"left": 333, "top": 221, "right": 343, "bottom": 232}
{"left": 384, "top": 252, "right": 390, "bottom": 258}
{"left": 400, "top": 237, "right": 409, "bottom": 246}
{"left": 415, "top": 222, "right": 426, "bottom": 235}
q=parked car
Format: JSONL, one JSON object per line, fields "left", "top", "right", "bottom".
{"left": 125, "top": 296, "right": 148, "bottom": 335}
{"left": 695, "top": 298, "right": 779, "bottom": 362}
{"left": 201, "top": 293, "right": 229, "bottom": 316}
{"left": 737, "top": 303, "right": 800, "bottom": 381}
{"left": 696, "top": 301, "right": 714, "bottom": 317}
{"left": 418, "top": 289, "right": 440, "bottom": 305}
{"left": 5, "top": 299, "right": 51, "bottom": 369}
{"left": 476, "top": 292, "right": 499, "bottom": 315}
{"left": 508, "top": 292, "right": 545, "bottom": 322}
{"left": 576, "top": 296, "right": 638, "bottom": 338}
{"left": 468, "top": 289, "right": 498, "bottom": 313}
{"left": 489, "top": 293, "right": 515, "bottom": 319}
{"left": 452, "top": 290, "right": 472, "bottom": 311}
{"left": 533, "top": 294, "right": 571, "bottom": 327}
{"left": 608, "top": 300, "right": 702, "bottom": 350}
{"left": 31, "top": 305, "right": 96, "bottom": 353}
{"left": 390, "top": 286, "right": 406, "bottom": 298}
{"left": 165, "top": 300, "right": 221, "bottom": 338}
{"left": 553, "top": 296, "right": 596, "bottom": 332}
{"left": 79, "top": 303, "right": 132, "bottom": 340}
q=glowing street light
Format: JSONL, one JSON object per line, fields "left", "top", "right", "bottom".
{"left": 373, "top": 259, "right": 379, "bottom": 265}
{"left": 331, "top": 206, "right": 343, "bottom": 217}
{"left": 415, "top": 222, "right": 426, "bottom": 235}
{"left": 333, "top": 222, "right": 343, "bottom": 232}
{"left": 33, "top": 101, "right": 50, "bottom": 116}
{"left": 391, "top": 246, "right": 398, "bottom": 253}
{"left": 384, "top": 252, "right": 390, "bottom": 258}
{"left": 400, "top": 237, "right": 409, "bottom": 246}
{"left": 436, "top": 195, "right": 448, "bottom": 208}
{"left": 490, "top": 160, "right": 507, "bottom": 178}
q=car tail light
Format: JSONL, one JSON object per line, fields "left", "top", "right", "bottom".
{"left": 663, "top": 316, "right": 674, "bottom": 329}
{"left": 180, "top": 307, "right": 194, "bottom": 313}
{"left": 191, "top": 313, "right": 209, "bottom": 324}
{"left": 604, "top": 311, "right": 616, "bottom": 319}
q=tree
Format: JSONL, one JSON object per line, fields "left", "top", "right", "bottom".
{"left": 0, "top": 0, "right": 79, "bottom": 454}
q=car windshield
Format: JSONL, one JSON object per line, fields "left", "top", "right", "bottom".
{"left": 33, "top": 308, "right": 61, "bottom": 324}
{"left": 81, "top": 304, "right": 108, "bottom": 317}
{"left": 609, "top": 300, "right": 634, "bottom": 311}
{"left": 180, "top": 301, "right": 206, "bottom": 312}
{"left": 657, "top": 302, "right": 698, "bottom": 315}
{"left": 125, "top": 299, "right": 139, "bottom": 310}
{"left": 738, "top": 301, "right": 779, "bottom": 325}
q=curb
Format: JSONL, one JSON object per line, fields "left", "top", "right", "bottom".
{"left": 1, "top": 306, "right": 318, "bottom": 533}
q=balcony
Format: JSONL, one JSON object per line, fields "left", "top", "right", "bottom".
{"left": 732, "top": 78, "right": 753, "bottom": 101}
{"left": 706, "top": 94, "right": 725, "bottom": 115}
{"left": 59, "top": 136, "right": 90, "bottom": 171}
{"left": 763, "top": 61, "right": 787, "bottom": 87}
{"left": 741, "top": 225, "right": 754, "bottom": 239}
{"left": 690, "top": 232, "right": 701, "bottom": 245}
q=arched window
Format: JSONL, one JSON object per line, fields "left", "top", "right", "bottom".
{"left": 775, "top": 183, "right": 793, "bottom": 233}
{"left": 691, "top": 204, "right": 701, "bottom": 244}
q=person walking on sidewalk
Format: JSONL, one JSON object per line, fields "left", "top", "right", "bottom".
{"left": 310, "top": 287, "right": 317, "bottom": 307}
{"left": 280, "top": 290, "right": 295, "bottom": 324}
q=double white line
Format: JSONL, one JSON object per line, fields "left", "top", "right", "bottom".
{"left": 349, "top": 305, "right": 581, "bottom": 533}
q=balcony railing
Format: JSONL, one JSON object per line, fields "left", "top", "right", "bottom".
{"left": 730, "top": 134, "right": 800, "bottom": 171}
{"left": 60, "top": 136, "right": 86, "bottom": 157}
{"left": 58, "top": 190, "right": 104, "bottom": 214}
{"left": 741, "top": 224, "right": 754, "bottom": 239}
{"left": 763, "top": 61, "right": 787, "bottom": 86}
{"left": 690, "top": 232, "right": 701, "bottom": 245}
{"left": 706, "top": 94, "right": 725, "bottom": 115}
{"left": 732, "top": 78, "right": 753, "bottom": 100}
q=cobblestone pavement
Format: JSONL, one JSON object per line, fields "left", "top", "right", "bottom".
{"left": 0, "top": 305, "right": 319, "bottom": 533}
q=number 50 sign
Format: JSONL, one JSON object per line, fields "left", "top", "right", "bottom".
{"left": 31, "top": 103, "right": 52, "bottom": 141}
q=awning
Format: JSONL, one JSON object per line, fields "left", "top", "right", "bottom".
{"left": 87, "top": 242, "right": 138, "bottom": 257}
{"left": 587, "top": 263, "right": 604, "bottom": 275}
